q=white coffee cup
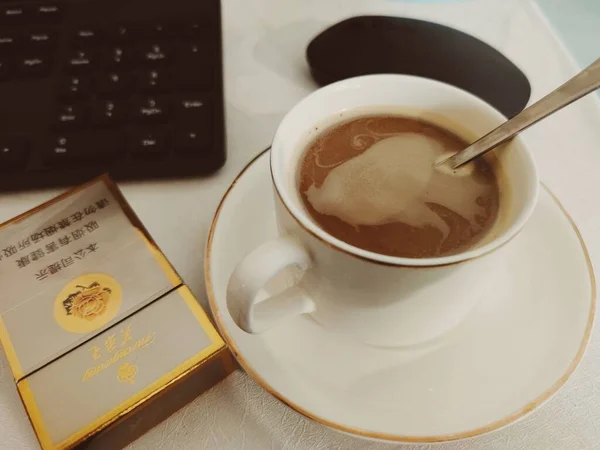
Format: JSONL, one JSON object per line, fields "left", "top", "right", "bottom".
{"left": 227, "top": 74, "right": 538, "bottom": 347}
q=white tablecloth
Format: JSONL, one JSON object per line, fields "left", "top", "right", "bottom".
{"left": 1, "top": 1, "right": 599, "bottom": 448}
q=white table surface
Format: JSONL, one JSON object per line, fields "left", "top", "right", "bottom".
{"left": 538, "top": 0, "right": 600, "bottom": 69}
{"left": 1, "top": 0, "right": 600, "bottom": 449}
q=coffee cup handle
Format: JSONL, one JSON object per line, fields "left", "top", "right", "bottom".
{"left": 227, "top": 236, "right": 316, "bottom": 333}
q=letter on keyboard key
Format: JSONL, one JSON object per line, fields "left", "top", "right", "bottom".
{"left": 35, "top": 4, "right": 63, "bottom": 24}
{"left": 43, "top": 135, "right": 79, "bottom": 164}
{"left": 176, "top": 42, "right": 212, "bottom": 88}
{"left": 65, "top": 49, "right": 95, "bottom": 73}
{"left": 19, "top": 54, "right": 53, "bottom": 78}
{"left": 94, "top": 71, "right": 131, "bottom": 94}
{"left": 91, "top": 99, "right": 126, "bottom": 127}
{"left": 104, "top": 23, "right": 132, "bottom": 43}
{"left": 151, "top": 22, "right": 177, "bottom": 37}
{"left": 137, "top": 69, "right": 173, "bottom": 92}
{"left": 130, "top": 128, "right": 167, "bottom": 156}
{"left": 134, "top": 22, "right": 176, "bottom": 40}
{"left": 177, "top": 41, "right": 211, "bottom": 65}
{"left": 26, "top": 30, "right": 57, "bottom": 52}
{"left": 0, "top": 138, "right": 29, "bottom": 170}
{"left": 131, "top": 96, "right": 169, "bottom": 123}
{"left": 174, "top": 125, "right": 211, "bottom": 156}
{"left": 0, "top": 6, "right": 28, "bottom": 26}
{"left": 59, "top": 75, "right": 91, "bottom": 99}
{"left": 139, "top": 43, "right": 171, "bottom": 66}
{"left": 71, "top": 27, "right": 102, "bottom": 45}
{"left": 43, "top": 133, "right": 121, "bottom": 164}
{"left": 101, "top": 45, "right": 136, "bottom": 68}
{"left": 174, "top": 94, "right": 209, "bottom": 121}
{"left": 0, "top": 34, "right": 18, "bottom": 55}
{"left": 53, "top": 103, "right": 86, "bottom": 130}
{"left": 181, "top": 20, "right": 212, "bottom": 39}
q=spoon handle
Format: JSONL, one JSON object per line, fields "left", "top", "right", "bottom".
{"left": 447, "top": 57, "right": 600, "bottom": 169}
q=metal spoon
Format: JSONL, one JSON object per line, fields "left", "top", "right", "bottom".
{"left": 442, "top": 57, "right": 600, "bottom": 169}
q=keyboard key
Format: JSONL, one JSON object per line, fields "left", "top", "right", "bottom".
{"left": 0, "top": 137, "right": 29, "bottom": 170}
{"left": 42, "top": 134, "right": 78, "bottom": 164}
{"left": 18, "top": 54, "right": 53, "bottom": 78}
{"left": 26, "top": 29, "right": 57, "bottom": 51}
{"left": 176, "top": 42, "right": 212, "bottom": 88}
{"left": 130, "top": 96, "right": 169, "bottom": 123}
{"left": 71, "top": 27, "right": 102, "bottom": 45}
{"left": 177, "top": 41, "right": 210, "bottom": 64}
{"left": 100, "top": 45, "right": 136, "bottom": 68}
{"left": 91, "top": 99, "right": 126, "bottom": 127}
{"left": 0, "top": 6, "right": 28, "bottom": 26}
{"left": 149, "top": 22, "right": 176, "bottom": 37}
{"left": 173, "top": 94, "right": 209, "bottom": 121}
{"left": 93, "top": 71, "right": 131, "bottom": 94}
{"left": 136, "top": 22, "right": 176, "bottom": 40}
{"left": 59, "top": 74, "right": 91, "bottom": 99}
{"left": 0, "top": 33, "right": 18, "bottom": 55}
{"left": 129, "top": 128, "right": 168, "bottom": 155}
{"left": 174, "top": 124, "right": 211, "bottom": 156}
{"left": 138, "top": 43, "right": 171, "bottom": 66}
{"left": 104, "top": 23, "right": 131, "bottom": 43}
{"left": 43, "top": 132, "right": 121, "bottom": 164}
{"left": 65, "top": 49, "right": 95, "bottom": 73}
{"left": 53, "top": 103, "right": 86, "bottom": 130}
{"left": 34, "top": 4, "right": 63, "bottom": 24}
{"left": 181, "top": 19, "right": 211, "bottom": 39}
{"left": 136, "top": 69, "right": 173, "bottom": 92}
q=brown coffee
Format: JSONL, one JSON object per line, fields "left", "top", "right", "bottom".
{"left": 298, "top": 115, "right": 500, "bottom": 258}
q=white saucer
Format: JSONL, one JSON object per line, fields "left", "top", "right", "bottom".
{"left": 206, "top": 150, "right": 595, "bottom": 443}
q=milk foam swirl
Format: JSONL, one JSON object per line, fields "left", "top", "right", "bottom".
{"left": 306, "top": 133, "right": 490, "bottom": 240}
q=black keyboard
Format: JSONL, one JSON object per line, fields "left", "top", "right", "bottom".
{"left": 0, "top": 0, "right": 225, "bottom": 191}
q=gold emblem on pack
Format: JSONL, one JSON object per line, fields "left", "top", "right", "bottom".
{"left": 63, "top": 282, "right": 112, "bottom": 321}
{"left": 117, "top": 362, "right": 138, "bottom": 384}
{"left": 54, "top": 273, "right": 122, "bottom": 333}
